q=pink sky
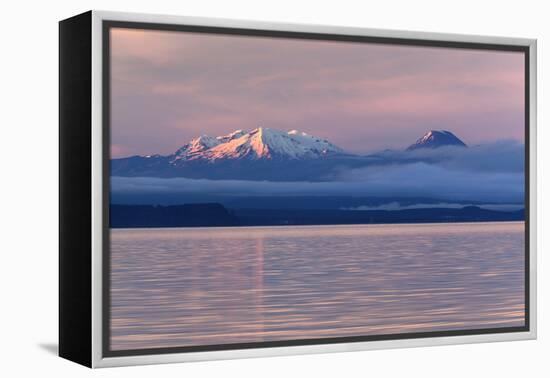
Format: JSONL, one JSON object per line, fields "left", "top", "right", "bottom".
{"left": 110, "top": 27, "right": 525, "bottom": 158}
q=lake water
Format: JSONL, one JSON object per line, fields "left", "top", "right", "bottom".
{"left": 110, "top": 222, "right": 525, "bottom": 351}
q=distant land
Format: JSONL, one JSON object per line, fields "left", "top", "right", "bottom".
{"left": 111, "top": 129, "right": 472, "bottom": 181}
{"left": 110, "top": 203, "right": 236, "bottom": 228}
{"left": 110, "top": 128, "right": 525, "bottom": 226}
{"left": 406, "top": 130, "right": 467, "bottom": 151}
{"left": 110, "top": 203, "right": 524, "bottom": 229}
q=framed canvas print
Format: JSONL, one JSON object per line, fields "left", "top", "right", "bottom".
{"left": 59, "top": 10, "right": 537, "bottom": 368}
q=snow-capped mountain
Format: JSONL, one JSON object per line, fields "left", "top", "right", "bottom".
{"left": 216, "top": 129, "right": 247, "bottom": 144}
{"left": 172, "top": 127, "right": 343, "bottom": 162}
{"left": 111, "top": 129, "right": 469, "bottom": 181}
{"left": 172, "top": 135, "right": 220, "bottom": 160}
{"left": 406, "top": 130, "right": 467, "bottom": 151}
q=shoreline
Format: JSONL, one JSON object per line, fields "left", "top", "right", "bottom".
{"left": 110, "top": 219, "right": 525, "bottom": 231}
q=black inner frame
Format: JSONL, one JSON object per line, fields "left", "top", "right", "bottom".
{"left": 102, "top": 20, "right": 531, "bottom": 358}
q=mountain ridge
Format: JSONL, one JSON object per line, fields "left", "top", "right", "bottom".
{"left": 110, "top": 203, "right": 524, "bottom": 228}
{"left": 407, "top": 130, "right": 467, "bottom": 151}
{"left": 169, "top": 127, "right": 343, "bottom": 163}
{"left": 111, "top": 128, "right": 469, "bottom": 180}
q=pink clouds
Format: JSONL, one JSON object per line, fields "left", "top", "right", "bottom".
{"left": 110, "top": 27, "right": 525, "bottom": 157}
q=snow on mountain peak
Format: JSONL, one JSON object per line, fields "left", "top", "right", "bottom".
{"left": 288, "top": 129, "right": 306, "bottom": 136}
{"left": 171, "top": 127, "right": 344, "bottom": 162}
{"left": 216, "top": 129, "right": 246, "bottom": 143}
{"left": 172, "top": 135, "right": 220, "bottom": 161}
{"left": 407, "top": 130, "right": 466, "bottom": 151}
{"left": 194, "top": 135, "right": 219, "bottom": 148}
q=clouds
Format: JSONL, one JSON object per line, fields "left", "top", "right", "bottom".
{"left": 112, "top": 168, "right": 522, "bottom": 203}
{"left": 339, "top": 162, "right": 522, "bottom": 202}
{"left": 110, "top": 28, "right": 525, "bottom": 158}
{"left": 367, "top": 140, "right": 525, "bottom": 173}
{"left": 341, "top": 202, "right": 524, "bottom": 211}
{"left": 111, "top": 142, "right": 525, "bottom": 204}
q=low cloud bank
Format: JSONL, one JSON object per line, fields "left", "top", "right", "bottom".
{"left": 112, "top": 167, "right": 523, "bottom": 203}
{"left": 341, "top": 202, "right": 524, "bottom": 211}
{"left": 111, "top": 141, "right": 525, "bottom": 204}
{"left": 365, "top": 140, "right": 524, "bottom": 172}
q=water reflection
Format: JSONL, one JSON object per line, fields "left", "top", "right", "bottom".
{"left": 110, "top": 222, "right": 525, "bottom": 350}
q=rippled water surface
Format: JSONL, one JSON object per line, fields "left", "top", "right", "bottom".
{"left": 110, "top": 222, "right": 525, "bottom": 351}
